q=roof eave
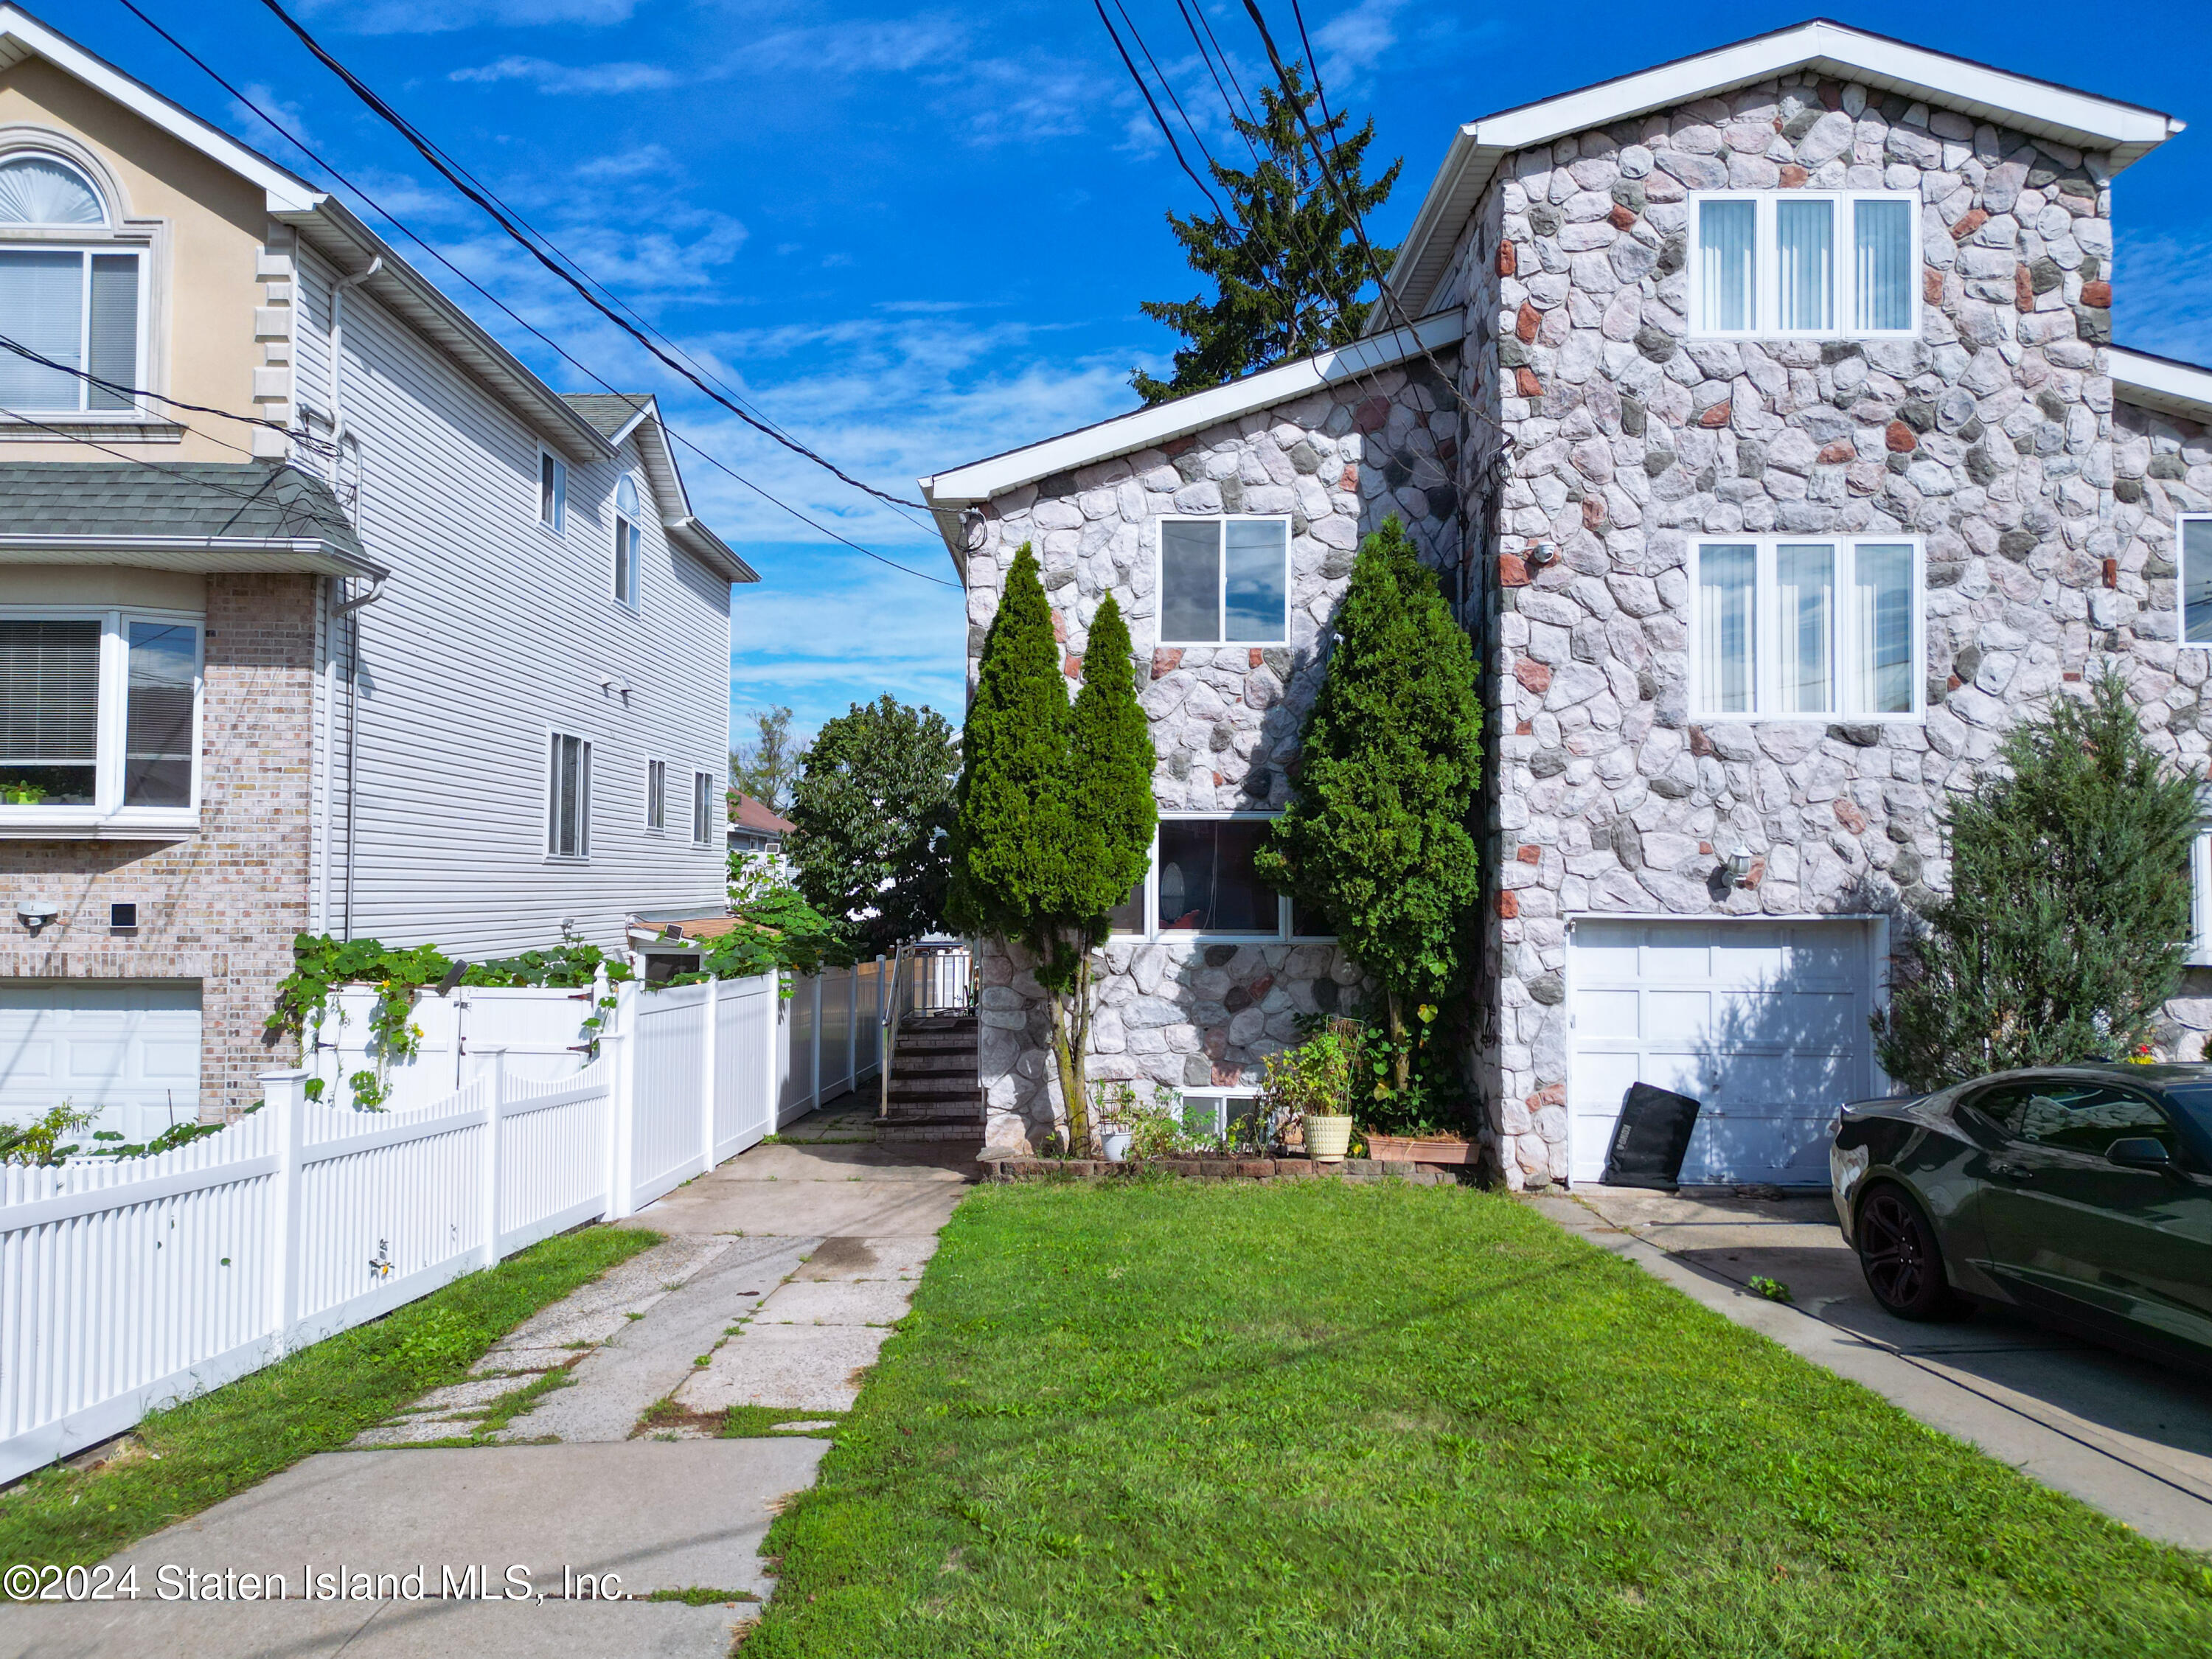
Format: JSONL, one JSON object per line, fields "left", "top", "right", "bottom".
{"left": 0, "top": 533, "right": 387, "bottom": 580}
{"left": 669, "top": 518, "right": 758, "bottom": 585}
{"left": 2111, "top": 348, "right": 2212, "bottom": 423}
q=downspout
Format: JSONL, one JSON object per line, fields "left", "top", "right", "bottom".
{"left": 327, "top": 254, "right": 381, "bottom": 465}
{"left": 325, "top": 251, "right": 384, "bottom": 942}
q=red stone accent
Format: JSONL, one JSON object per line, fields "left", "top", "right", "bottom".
{"left": 1529, "top": 1082, "right": 1567, "bottom": 1110}
{"left": 1581, "top": 496, "right": 1607, "bottom": 530}
{"left": 1885, "top": 420, "right": 1918, "bottom": 453}
{"left": 1498, "top": 552, "right": 1530, "bottom": 588}
{"left": 1950, "top": 207, "right": 1989, "bottom": 243}
{"left": 1514, "top": 366, "right": 1542, "bottom": 398}
{"left": 1698, "top": 841, "right": 1714, "bottom": 856}
{"left": 1497, "top": 890, "right": 1520, "bottom": 919}
{"left": 1834, "top": 797, "right": 1868, "bottom": 835}
{"left": 1497, "top": 240, "right": 1517, "bottom": 276}
{"left": 1211, "top": 1062, "right": 1242, "bottom": 1088}
{"left": 1817, "top": 440, "right": 1855, "bottom": 465}
{"left": 1817, "top": 80, "right": 1843, "bottom": 110}
{"left": 2103, "top": 557, "right": 2119, "bottom": 588}
{"left": 1607, "top": 204, "right": 1637, "bottom": 231}
{"left": 1164, "top": 434, "right": 1196, "bottom": 458}
{"left": 1249, "top": 647, "right": 1265, "bottom": 668}
{"left": 1514, "top": 658, "right": 1553, "bottom": 695}
{"left": 1247, "top": 974, "right": 1273, "bottom": 1001}
{"left": 1436, "top": 437, "right": 1457, "bottom": 464}
{"left": 1051, "top": 610, "right": 1068, "bottom": 642}
{"left": 1924, "top": 268, "right": 1945, "bottom": 305}
{"left": 2062, "top": 671, "right": 2083, "bottom": 683}
{"left": 1354, "top": 394, "right": 1391, "bottom": 433}
{"left": 1688, "top": 726, "right": 1714, "bottom": 758}
{"left": 2015, "top": 264, "right": 2034, "bottom": 313}
{"left": 2081, "top": 279, "right": 2112, "bottom": 309}
{"left": 1516, "top": 844, "right": 1541, "bottom": 864}
{"left": 1151, "top": 647, "right": 1183, "bottom": 679}
{"left": 1064, "top": 653, "right": 1082, "bottom": 679}
{"left": 1947, "top": 673, "right": 1963, "bottom": 692}
{"left": 1211, "top": 771, "right": 1224, "bottom": 787}
{"left": 1514, "top": 720, "right": 1533, "bottom": 736}
{"left": 1338, "top": 464, "right": 1360, "bottom": 491}
{"left": 1778, "top": 163, "right": 1808, "bottom": 187}
{"left": 1742, "top": 858, "right": 1765, "bottom": 891}
{"left": 1697, "top": 400, "right": 1731, "bottom": 428}
{"left": 1515, "top": 302, "right": 1540, "bottom": 344}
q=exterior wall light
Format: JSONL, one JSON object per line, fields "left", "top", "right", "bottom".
{"left": 17, "top": 899, "right": 59, "bottom": 933}
{"left": 1722, "top": 847, "right": 1756, "bottom": 887}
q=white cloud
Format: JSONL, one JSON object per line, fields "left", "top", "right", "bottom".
{"left": 302, "top": 0, "right": 642, "bottom": 33}
{"left": 224, "top": 83, "right": 317, "bottom": 159}
{"left": 1312, "top": 0, "right": 1407, "bottom": 87}
{"left": 450, "top": 56, "right": 680, "bottom": 94}
{"left": 574, "top": 145, "right": 679, "bottom": 182}
{"left": 2117, "top": 230, "right": 2212, "bottom": 366}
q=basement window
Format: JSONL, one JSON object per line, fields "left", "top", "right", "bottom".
{"left": 1107, "top": 813, "right": 1333, "bottom": 941}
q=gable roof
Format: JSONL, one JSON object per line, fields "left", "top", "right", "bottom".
{"left": 561, "top": 393, "right": 757, "bottom": 584}
{"left": 1383, "top": 18, "right": 2183, "bottom": 321}
{"left": 2112, "top": 349, "right": 2212, "bottom": 424}
{"left": 0, "top": 462, "right": 382, "bottom": 577}
{"left": 563, "top": 393, "right": 655, "bottom": 442}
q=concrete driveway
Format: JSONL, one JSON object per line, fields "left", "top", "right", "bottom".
{"left": 1534, "top": 1186, "right": 2212, "bottom": 1552}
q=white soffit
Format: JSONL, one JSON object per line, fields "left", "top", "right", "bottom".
{"left": 2111, "top": 349, "right": 2212, "bottom": 423}
{"left": 922, "top": 309, "right": 1464, "bottom": 509}
{"left": 1385, "top": 18, "right": 2183, "bottom": 321}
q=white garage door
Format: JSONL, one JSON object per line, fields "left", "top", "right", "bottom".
{"left": 1568, "top": 920, "right": 1876, "bottom": 1187}
{"left": 0, "top": 982, "right": 203, "bottom": 1144}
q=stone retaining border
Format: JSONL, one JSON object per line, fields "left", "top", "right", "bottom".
{"left": 977, "top": 1153, "right": 1461, "bottom": 1186}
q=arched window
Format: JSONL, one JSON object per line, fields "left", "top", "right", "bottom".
{"left": 0, "top": 151, "right": 139, "bottom": 416}
{"left": 611, "top": 474, "right": 641, "bottom": 608}
{"left": 0, "top": 153, "right": 108, "bottom": 226}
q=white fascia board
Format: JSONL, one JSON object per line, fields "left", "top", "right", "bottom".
{"left": 922, "top": 309, "right": 1464, "bottom": 507}
{"left": 0, "top": 4, "right": 323, "bottom": 215}
{"left": 2111, "top": 348, "right": 2212, "bottom": 423}
{"left": 1381, "top": 20, "right": 2180, "bottom": 321}
{"left": 0, "top": 534, "right": 388, "bottom": 580}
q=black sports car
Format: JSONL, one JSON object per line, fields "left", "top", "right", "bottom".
{"left": 1831, "top": 1065, "right": 2212, "bottom": 1363}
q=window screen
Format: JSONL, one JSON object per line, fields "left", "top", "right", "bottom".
{"left": 548, "top": 732, "right": 591, "bottom": 857}
{"left": 1775, "top": 198, "right": 1835, "bottom": 331}
{"left": 0, "top": 619, "right": 99, "bottom": 805}
{"left": 1854, "top": 198, "right": 1914, "bottom": 332}
{"left": 647, "top": 758, "right": 667, "bottom": 830}
{"left": 540, "top": 453, "right": 566, "bottom": 532}
{"left": 692, "top": 771, "right": 712, "bottom": 844}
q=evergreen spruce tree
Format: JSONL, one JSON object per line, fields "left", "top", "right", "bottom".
{"left": 1255, "top": 518, "right": 1483, "bottom": 1091}
{"left": 1131, "top": 63, "right": 1400, "bottom": 406}
{"left": 1874, "top": 672, "right": 2202, "bottom": 1089}
{"left": 949, "top": 554, "right": 1154, "bottom": 1150}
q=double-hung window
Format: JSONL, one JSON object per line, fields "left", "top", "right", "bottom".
{"left": 0, "top": 153, "right": 145, "bottom": 416}
{"left": 547, "top": 731, "right": 591, "bottom": 858}
{"left": 1691, "top": 192, "right": 1917, "bottom": 338}
{"left": 1692, "top": 538, "right": 1919, "bottom": 718}
{"left": 645, "top": 757, "right": 667, "bottom": 831}
{"left": 0, "top": 609, "right": 201, "bottom": 826}
{"left": 611, "top": 474, "right": 642, "bottom": 608}
{"left": 1158, "top": 518, "right": 1290, "bottom": 644}
{"left": 692, "top": 771, "right": 714, "bottom": 846}
{"left": 2179, "top": 515, "right": 2212, "bottom": 647}
{"left": 1107, "top": 813, "right": 1333, "bottom": 940}
{"left": 538, "top": 451, "right": 567, "bottom": 534}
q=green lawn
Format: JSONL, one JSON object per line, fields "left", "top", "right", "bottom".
{"left": 748, "top": 1178, "right": 2212, "bottom": 1658}
{"left": 0, "top": 1225, "right": 658, "bottom": 1569}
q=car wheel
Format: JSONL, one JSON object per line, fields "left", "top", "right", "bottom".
{"left": 1855, "top": 1183, "right": 1966, "bottom": 1321}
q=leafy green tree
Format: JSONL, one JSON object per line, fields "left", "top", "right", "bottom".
{"left": 1874, "top": 673, "right": 2202, "bottom": 1089}
{"left": 785, "top": 695, "right": 961, "bottom": 959}
{"left": 1132, "top": 62, "right": 1400, "bottom": 406}
{"left": 1255, "top": 518, "right": 1483, "bottom": 1091}
{"left": 949, "top": 551, "right": 1153, "bottom": 1151}
{"left": 731, "top": 705, "right": 799, "bottom": 811}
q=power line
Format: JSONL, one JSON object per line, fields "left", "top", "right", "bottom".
{"left": 1095, "top": 1, "right": 1225, "bottom": 221}
{"left": 1113, "top": 0, "right": 1225, "bottom": 181}
{"left": 111, "top": 0, "right": 956, "bottom": 590}
{"left": 0, "top": 333, "right": 331, "bottom": 457}
{"left": 251, "top": 0, "right": 933, "bottom": 515}
{"left": 1178, "top": 0, "right": 1257, "bottom": 128}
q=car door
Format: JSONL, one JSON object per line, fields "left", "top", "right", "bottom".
{"left": 1975, "top": 1077, "right": 2212, "bottom": 1353}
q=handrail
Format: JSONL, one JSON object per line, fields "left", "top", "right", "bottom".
{"left": 878, "top": 942, "right": 909, "bottom": 1121}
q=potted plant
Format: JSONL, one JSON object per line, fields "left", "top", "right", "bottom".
{"left": 1262, "top": 1020, "right": 1359, "bottom": 1162}
{"left": 1091, "top": 1079, "right": 1137, "bottom": 1162}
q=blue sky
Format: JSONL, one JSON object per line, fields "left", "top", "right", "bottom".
{"left": 66, "top": 0, "right": 2212, "bottom": 753}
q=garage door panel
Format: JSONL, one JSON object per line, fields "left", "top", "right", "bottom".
{"left": 0, "top": 981, "right": 203, "bottom": 1143}
{"left": 1646, "top": 937, "right": 1711, "bottom": 977}
{"left": 1648, "top": 990, "right": 1710, "bottom": 1029}
{"left": 1572, "top": 922, "right": 1643, "bottom": 976}
{"left": 1578, "top": 990, "right": 1641, "bottom": 1040}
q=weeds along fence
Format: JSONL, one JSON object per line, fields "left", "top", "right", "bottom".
{"left": 0, "top": 959, "right": 900, "bottom": 1486}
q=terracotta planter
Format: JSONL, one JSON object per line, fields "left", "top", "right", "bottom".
{"left": 1364, "top": 1133, "right": 1478, "bottom": 1166}
{"left": 1304, "top": 1115, "right": 1354, "bottom": 1163}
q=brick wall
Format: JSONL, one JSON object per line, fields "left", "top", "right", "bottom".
{"left": 0, "top": 573, "right": 316, "bottom": 1116}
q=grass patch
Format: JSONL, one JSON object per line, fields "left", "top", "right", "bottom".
{"left": 722, "top": 1406, "right": 846, "bottom": 1439}
{"left": 645, "top": 1585, "right": 763, "bottom": 1604}
{"left": 745, "top": 1181, "right": 2212, "bottom": 1657}
{"left": 0, "top": 1225, "right": 658, "bottom": 1568}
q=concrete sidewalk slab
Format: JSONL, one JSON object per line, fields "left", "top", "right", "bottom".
{"left": 633, "top": 1178, "right": 967, "bottom": 1240}
{"left": 1, "top": 1593, "right": 751, "bottom": 1659}
{"left": 675, "top": 1324, "right": 894, "bottom": 1414}
{"left": 105, "top": 1441, "right": 827, "bottom": 1599}
{"left": 752, "top": 1279, "right": 912, "bottom": 1326}
{"left": 794, "top": 1234, "right": 939, "bottom": 1281}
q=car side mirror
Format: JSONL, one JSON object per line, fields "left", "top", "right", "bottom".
{"left": 2106, "top": 1137, "right": 2174, "bottom": 1170}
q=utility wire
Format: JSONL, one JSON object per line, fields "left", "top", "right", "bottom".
{"left": 1179, "top": 0, "right": 1257, "bottom": 127}
{"left": 1095, "top": 1, "right": 1225, "bottom": 220}
{"left": 252, "top": 0, "right": 931, "bottom": 515}
{"left": 112, "top": 0, "right": 956, "bottom": 589}
{"left": 0, "top": 333, "right": 333, "bottom": 456}
{"left": 1175, "top": 0, "right": 1261, "bottom": 165}
{"left": 1113, "top": 0, "right": 1225, "bottom": 181}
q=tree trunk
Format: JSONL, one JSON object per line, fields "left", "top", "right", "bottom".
{"left": 1044, "top": 936, "right": 1096, "bottom": 1155}
{"left": 1385, "top": 986, "right": 1411, "bottom": 1093}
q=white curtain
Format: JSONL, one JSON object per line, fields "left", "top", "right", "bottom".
{"left": 1853, "top": 543, "right": 1914, "bottom": 713}
{"left": 0, "top": 156, "right": 105, "bottom": 227}
{"left": 2185, "top": 520, "right": 2212, "bottom": 646}
{"left": 1776, "top": 199, "right": 1834, "bottom": 331}
{"left": 1854, "top": 198, "right": 1913, "bottom": 331}
{"left": 1697, "top": 200, "right": 1756, "bottom": 332}
{"left": 0, "top": 249, "right": 83, "bottom": 411}
{"left": 1775, "top": 545, "right": 1834, "bottom": 713}
{"left": 1698, "top": 545, "right": 1756, "bottom": 714}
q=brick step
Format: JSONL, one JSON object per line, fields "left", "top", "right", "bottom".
{"left": 888, "top": 1088, "right": 981, "bottom": 1110}
{"left": 897, "top": 1026, "right": 977, "bottom": 1045}
{"left": 895, "top": 1052, "right": 976, "bottom": 1074}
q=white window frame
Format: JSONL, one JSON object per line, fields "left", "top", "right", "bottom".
{"left": 1155, "top": 515, "right": 1292, "bottom": 647}
{"left": 2178, "top": 513, "right": 2212, "bottom": 650}
{"left": 692, "top": 770, "right": 715, "bottom": 846}
{"left": 1168, "top": 1087, "right": 1266, "bottom": 1141}
{"left": 1108, "top": 810, "right": 1335, "bottom": 942}
{"left": 0, "top": 243, "right": 148, "bottom": 416}
{"left": 0, "top": 605, "right": 202, "bottom": 834}
{"left": 1688, "top": 191, "right": 1920, "bottom": 340}
{"left": 545, "top": 729, "right": 591, "bottom": 861}
{"left": 537, "top": 448, "right": 567, "bottom": 536}
{"left": 2191, "top": 824, "right": 2212, "bottom": 967}
{"left": 1688, "top": 538, "right": 1924, "bottom": 722}
{"left": 611, "top": 473, "right": 642, "bottom": 611}
{"left": 644, "top": 757, "right": 667, "bottom": 832}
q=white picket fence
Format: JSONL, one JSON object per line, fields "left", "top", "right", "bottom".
{"left": 0, "top": 958, "right": 908, "bottom": 1486}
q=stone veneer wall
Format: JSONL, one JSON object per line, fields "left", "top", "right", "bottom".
{"left": 1433, "top": 73, "right": 2142, "bottom": 1188}
{"left": 0, "top": 574, "right": 316, "bottom": 1117}
{"left": 961, "top": 364, "right": 1461, "bottom": 1147}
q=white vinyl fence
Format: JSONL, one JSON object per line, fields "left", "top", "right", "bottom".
{"left": 0, "top": 959, "right": 902, "bottom": 1485}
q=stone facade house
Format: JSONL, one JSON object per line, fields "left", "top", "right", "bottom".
{"left": 922, "top": 20, "right": 2212, "bottom": 1187}
{"left": 0, "top": 8, "right": 751, "bottom": 1135}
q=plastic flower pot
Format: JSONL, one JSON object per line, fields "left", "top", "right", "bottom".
{"left": 1304, "top": 1115, "right": 1353, "bottom": 1163}
{"left": 1101, "top": 1130, "right": 1133, "bottom": 1162}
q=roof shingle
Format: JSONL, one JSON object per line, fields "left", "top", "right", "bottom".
{"left": 0, "top": 462, "right": 365, "bottom": 556}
